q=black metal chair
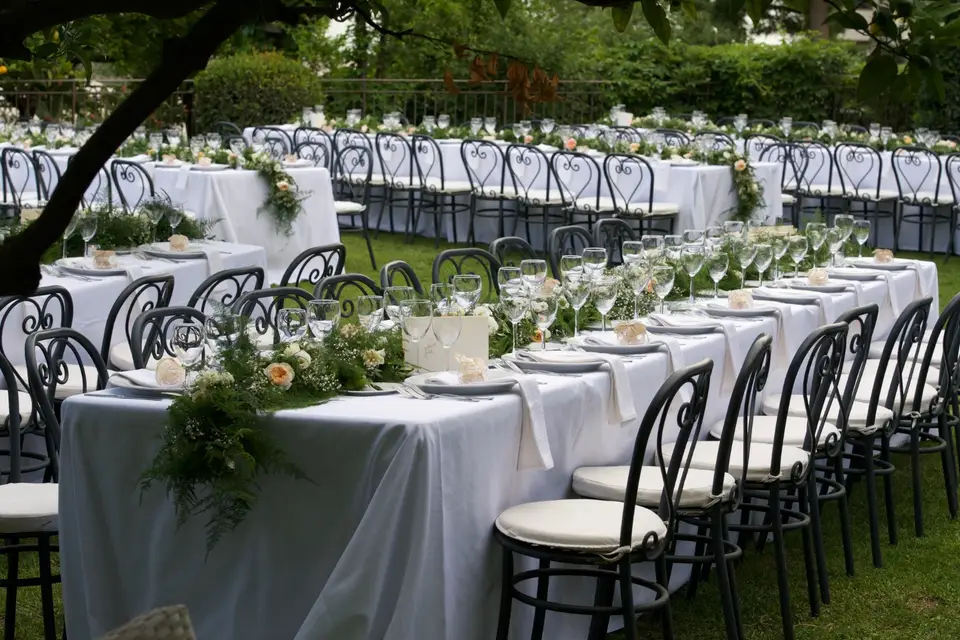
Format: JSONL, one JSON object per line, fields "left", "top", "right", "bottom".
{"left": 834, "top": 142, "right": 899, "bottom": 247}
{"left": 793, "top": 141, "right": 844, "bottom": 220}
{"left": 744, "top": 133, "right": 781, "bottom": 159}
{"left": 0, "top": 148, "right": 41, "bottom": 217}
{"left": 494, "top": 360, "right": 714, "bottom": 640}
{"left": 332, "top": 144, "right": 377, "bottom": 270}
{"left": 431, "top": 248, "right": 502, "bottom": 300}
{"left": 760, "top": 142, "right": 806, "bottom": 226}
{"left": 213, "top": 121, "right": 243, "bottom": 139}
{"left": 842, "top": 124, "right": 868, "bottom": 136}
{"left": 412, "top": 134, "right": 472, "bottom": 247}
{"left": 379, "top": 260, "right": 424, "bottom": 295}
{"left": 296, "top": 141, "right": 331, "bottom": 170}
{"left": 607, "top": 126, "right": 643, "bottom": 145}
{"left": 891, "top": 146, "right": 953, "bottom": 255}
{"left": 251, "top": 126, "right": 293, "bottom": 160}
{"left": 31, "top": 150, "right": 61, "bottom": 205}
{"left": 550, "top": 151, "right": 614, "bottom": 234}
{"left": 99, "top": 274, "right": 175, "bottom": 371}
{"left": 0, "top": 286, "right": 74, "bottom": 400}
{"left": 945, "top": 153, "right": 960, "bottom": 256}
{"left": 186, "top": 266, "right": 265, "bottom": 316}
{"left": 294, "top": 126, "right": 334, "bottom": 155}
{"left": 594, "top": 218, "right": 638, "bottom": 267}
{"left": 278, "top": 243, "right": 346, "bottom": 288}
{"left": 314, "top": 274, "right": 383, "bottom": 320}
{"left": 0, "top": 350, "right": 39, "bottom": 484}
{"left": 603, "top": 153, "right": 677, "bottom": 236}
{"left": 374, "top": 132, "right": 422, "bottom": 240}
{"left": 333, "top": 128, "right": 373, "bottom": 155}
{"left": 748, "top": 118, "right": 776, "bottom": 129}
{"left": 792, "top": 121, "right": 821, "bottom": 134}
{"left": 130, "top": 306, "right": 207, "bottom": 369}
{"left": 505, "top": 144, "right": 567, "bottom": 253}
{"left": 460, "top": 139, "right": 516, "bottom": 243}
{"left": 488, "top": 236, "right": 536, "bottom": 268}
{"left": 655, "top": 128, "right": 690, "bottom": 148}
{"left": 232, "top": 287, "right": 316, "bottom": 347}
{"left": 691, "top": 130, "right": 735, "bottom": 152}
{"left": 547, "top": 224, "right": 594, "bottom": 279}
{"left": 111, "top": 159, "right": 155, "bottom": 212}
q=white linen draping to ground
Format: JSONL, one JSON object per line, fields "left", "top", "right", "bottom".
{"left": 59, "top": 264, "right": 935, "bottom": 640}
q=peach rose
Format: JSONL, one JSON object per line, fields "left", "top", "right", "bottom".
{"left": 564, "top": 138, "right": 577, "bottom": 151}
{"left": 524, "top": 135, "right": 533, "bottom": 144}
{"left": 264, "top": 362, "right": 295, "bottom": 390}
{"left": 276, "top": 180, "right": 290, "bottom": 191}
{"left": 734, "top": 159, "right": 747, "bottom": 172}
{"left": 629, "top": 142, "right": 640, "bottom": 153}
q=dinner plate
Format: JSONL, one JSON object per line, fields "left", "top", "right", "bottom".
{"left": 827, "top": 268, "right": 883, "bottom": 282}
{"left": 644, "top": 318, "right": 721, "bottom": 336}
{"left": 191, "top": 163, "right": 229, "bottom": 171}
{"left": 344, "top": 382, "right": 403, "bottom": 396}
{"left": 283, "top": 159, "right": 314, "bottom": 168}
{"left": 701, "top": 305, "right": 778, "bottom": 319}
{"left": 406, "top": 369, "right": 518, "bottom": 396}
{"left": 502, "top": 351, "right": 605, "bottom": 374}
{"left": 566, "top": 334, "right": 663, "bottom": 355}
{"left": 751, "top": 291, "right": 820, "bottom": 305}
{"left": 141, "top": 242, "right": 207, "bottom": 259}
{"left": 155, "top": 160, "right": 185, "bottom": 168}
{"left": 55, "top": 257, "right": 127, "bottom": 277}
{"left": 850, "top": 258, "right": 911, "bottom": 271}
{"left": 786, "top": 281, "right": 850, "bottom": 293}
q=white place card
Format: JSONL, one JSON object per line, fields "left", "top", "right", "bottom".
{"left": 403, "top": 316, "right": 489, "bottom": 373}
{"left": 616, "top": 111, "right": 634, "bottom": 126}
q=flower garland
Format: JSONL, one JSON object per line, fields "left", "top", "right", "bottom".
{"left": 140, "top": 314, "right": 409, "bottom": 553}
{"left": 241, "top": 153, "right": 310, "bottom": 236}
{"left": 693, "top": 149, "right": 764, "bottom": 222}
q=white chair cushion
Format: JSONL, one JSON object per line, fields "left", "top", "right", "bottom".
{"left": 0, "top": 483, "right": 58, "bottom": 534}
{"left": 423, "top": 177, "right": 472, "bottom": 194}
{"left": 623, "top": 201, "right": 680, "bottom": 216}
{"left": 384, "top": 176, "right": 422, "bottom": 189}
{"left": 15, "top": 364, "right": 103, "bottom": 400}
{"left": 570, "top": 196, "right": 618, "bottom": 213}
{"left": 572, "top": 465, "right": 736, "bottom": 508}
{"left": 334, "top": 200, "right": 365, "bottom": 214}
{"left": 762, "top": 392, "right": 894, "bottom": 435}
{"left": 495, "top": 499, "right": 666, "bottom": 552}
{"left": 0, "top": 391, "right": 33, "bottom": 425}
{"left": 782, "top": 193, "right": 796, "bottom": 204}
{"left": 868, "top": 340, "right": 942, "bottom": 366}
{"left": 845, "top": 357, "right": 941, "bottom": 383}
{"left": 473, "top": 185, "right": 518, "bottom": 199}
{"left": 838, "top": 370, "right": 939, "bottom": 409}
{"left": 804, "top": 184, "right": 846, "bottom": 197}
{"left": 845, "top": 188, "right": 899, "bottom": 200}
{"left": 108, "top": 342, "right": 160, "bottom": 372}
{"left": 518, "top": 188, "right": 566, "bottom": 205}
{"left": 898, "top": 191, "right": 953, "bottom": 205}
{"left": 661, "top": 440, "right": 809, "bottom": 483}
{"left": 708, "top": 415, "right": 840, "bottom": 448}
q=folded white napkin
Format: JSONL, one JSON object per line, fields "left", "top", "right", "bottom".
{"left": 648, "top": 313, "right": 721, "bottom": 330}
{"left": 108, "top": 368, "right": 190, "bottom": 390}
{"left": 908, "top": 260, "right": 939, "bottom": 311}
{"left": 199, "top": 246, "right": 224, "bottom": 277}
{"left": 649, "top": 334, "right": 690, "bottom": 401}
{"left": 579, "top": 332, "right": 620, "bottom": 346}
{"left": 653, "top": 314, "right": 739, "bottom": 393}
{"left": 123, "top": 264, "right": 145, "bottom": 283}
{"left": 588, "top": 352, "right": 638, "bottom": 427}
{"left": 174, "top": 164, "right": 191, "bottom": 191}
{"left": 754, "top": 286, "right": 827, "bottom": 324}
{"left": 515, "top": 350, "right": 601, "bottom": 364}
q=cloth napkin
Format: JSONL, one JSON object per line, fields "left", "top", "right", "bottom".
{"left": 173, "top": 164, "right": 191, "bottom": 193}
{"left": 198, "top": 246, "right": 224, "bottom": 277}
{"left": 542, "top": 341, "right": 637, "bottom": 427}
{"left": 753, "top": 287, "right": 827, "bottom": 324}
{"left": 650, "top": 314, "right": 738, "bottom": 394}
{"left": 514, "top": 350, "right": 601, "bottom": 364}
{"left": 425, "top": 372, "right": 553, "bottom": 470}
{"left": 123, "top": 264, "right": 145, "bottom": 283}
{"left": 108, "top": 369, "right": 192, "bottom": 390}
{"left": 706, "top": 302, "right": 789, "bottom": 366}
{"left": 648, "top": 334, "right": 691, "bottom": 401}
{"left": 907, "top": 260, "right": 939, "bottom": 312}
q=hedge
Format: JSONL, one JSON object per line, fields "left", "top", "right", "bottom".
{"left": 193, "top": 52, "right": 323, "bottom": 132}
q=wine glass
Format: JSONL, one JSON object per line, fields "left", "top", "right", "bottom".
{"left": 205, "top": 133, "right": 222, "bottom": 151}
{"left": 738, "top": 243, "right": 757, "bottom": 288}
{"left": 230, "top": 137, "right": 246, "bottom": 156}
{"left": 582, "top": 247, "right": 608, "bottom": 281}
{"left": 277, "top": 308, "right": 308, "bottom": 344}
{"left": 500, "top": 291, "right": 529, "bottom": 353}
{"left": 834, "top": 214, "right": 854, "bottom": 249}
{"left": 165, "top": 127, "right": 181, "bottom": 149}
{"left": 484, "top": 117, "right": 497, "bottom": 135}
{"left": 627, "top": 263, "right": 650, "bottom": 319}
{"left": 664, "top": 235, "right": 683, "bottom": 260}
{"left": 651, "top": 265, "right": 675, "bottom": 314}
{"left": 622, "top": 241, "right": 643, "bottom": 266}
{"left": 400, "top": 299, "right": 432, "bottom": 371}
{"left": 540, "top": 118, "right": 555, "bottom": 135}
{"left": 80, "top": 213, "right": 98, "bottom": 257}
{"left": 530, "top": 293, "right": 558, "bottom": 351}
{"left": 470, "top": 117, "right": 482, "bottom": 136}
{"left": 806, "top": 223, "right": 826, "bottom": 267}
{"left": 383, "top": 287, "right": 414, "bottom": 323}
{"left": 853, "top": 220, "right": 871, "bottom": 258}
{"left": 149, "top": 132, "right": 163, "bottom": 159}
{"left": 734, "top": 114, "right": 748, "bottom": 135}
{"left": 641, "top": 236, "right": 664, "bottom": 261}
{"left": 430, "top": 282, "right": 455, "bottom": 312}
{"left": 171, "top": 321, "right": 204, "bottom": 367}
{"left": 512, "top": 123, "right": 524, "bottom": 140}
{"left": 753, "top": 244, "right": 773, "bottom": 287}
{"left": 562, "top": 274, "right": 591, "bottom": 337}
{"left": 431, "top": 302, "right": 462, "bottom": 370}
{"left": 519, "top": 259, "right": 547, "bottom": 292}
{"left": 559, "top": 255, "right": 584, "bottom": 279}
{"left": 308, "top": 299, "right": 340, "bottom": 340}
{"left": 166, "top": 207, "right": 184, "bottom": 235}
{"left": 706, "top": 252, "right": 729, "bottom": 298}
{"left": 681, "top": 244, "right": 705, "bottom": 304}
{"left": 780, "top": 117, "right": 792, "bottom": 137}
{"left": 682, "top": 228, "right": 704, "bottom": 244}
{"left": 452, "top": 274, "right": 482, "bottom": 313}
{"left": 62, "top": 211, "right": 79, "bottom": 259}
{"left": 789, "top": 235, "right": 808, "bottom": 277}
{"left": 144, "top": 202, "right": 165, "bottom": 244}
{"left": 357, "top": 295, "right": 384, "bottom": 332}
{"left": 498, "top": 267, "right": 523, "bottom": 296}
{"left": 422, "top": 115, "right": 436, "bottom": 133}
{"left": 870, "top": 122, "right": 881, "bottom": 140}
{"left": 190, "top": 136, "right": 205, "bottom": 158}
{"left": 771, "top": 235, "right": 789, "bottom": 282}
{"left": 824, "top": 227, "right": 844, "bottom": 267}
{"left": 437, "top": 114, "right": 451, "bottom": 130}
{"left": 592, "top": 276, "right": 619, "bottom": 333}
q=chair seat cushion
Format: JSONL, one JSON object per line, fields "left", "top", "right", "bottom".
{"left": 572, "top": 465, "right": 736, "bottom": 508}
{"left": 0, "top": 483, "right": 58, "bottom": 534}
{"left": 661, "top": 440, "right": 809, "bottom": 483}
{"left": 335, "top": 200, "right": 365, "bottom": 214}
{"left": 518, "top": 189, "right": 566, "bottom": 205}
{"left": 0, "top": 391, "right": 33, "bottom": 425}
{"left": 846, "top": 357, "right": 940, "bottom": 382}
{"left": 423, "top": 178, "right": 472, "bottom": 194}
{"left": 708, "top": 415, "right": 840, "bottom": 448}
{"left": 898, "top": 191, "right": 953, "bottom": 205}
{"left": 846, "top": 188, "right": 900, "bottom": 201}
{"left": 16, "top": 364, "right": 103, "bottom": 399}
{"left": 868, "top": 340, "right": 942, "bottom": 366}
{"left": 838, "top": 370, "right": 939, "bottom": 410}
{"left": 474, "top": 185, "right": 518, "bottom": 199}
{"left": 762, "top": 393, "right": 894, "bottom": 435}
{"left": 495, "top": 499, "right": 666, "bottom": 552}
{"left": 804, "top": 184, "right": 846, "bottom": 197}
{"left": 782, "top": 193, "right": 796, "bottom": 204}
{"left": 570, "top": 197, "right": 618, "bottom": 213}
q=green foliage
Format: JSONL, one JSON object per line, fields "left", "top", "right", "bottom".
{"left": 193, "top": 53, "right": 323, "bottom": 131}
{"left": 917, "top": 45, "right": 960, "bottom": 132}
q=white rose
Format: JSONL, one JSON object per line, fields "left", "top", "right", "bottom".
{"left": 155, "top": 357, "right": 186, "bottom": 387}
{"left": 293, "top": 350, "right": 312, "bottom": 369}
{"left": 273, "top": 163, "right": 282, "bottom": 173}
{"left": 487, "top": 315, "right": 499, "bottom": 335}
{"left": 363, "top": 348, "right": 385, "bottom": 369}
{"left": 473, "top": 304, "right": 492, "bottom": 318}
{"left": 284, "top": 343, "right": 301, "bottom": 357}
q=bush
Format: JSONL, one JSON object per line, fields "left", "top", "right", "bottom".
{"left": 193, "top": 52, "right": 323, "bottom": 131}
{"left": 916, "top": 46, "right": 960, "bottom": 133}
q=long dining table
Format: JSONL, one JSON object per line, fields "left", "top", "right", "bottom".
{"left": 58, "top": 258, "right": 938, "bottom": 640}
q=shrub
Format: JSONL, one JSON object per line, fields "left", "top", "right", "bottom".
{"left": 193, "top": 52, "right": 323, "bottom": 131}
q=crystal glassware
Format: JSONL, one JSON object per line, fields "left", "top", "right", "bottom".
{"left": 824, "top": 227, "right": 844, "bottom": 267}
{"left": 627, "top": 263, "right": 650, "bottom": 319}
{"left": 80, "top": 213, "right": 98, "bottom": 258}
{"left": 737, "top": 243, "right": 757, "bottom": 288}
{"left": 165, "top": 127, "right": 181, "bottom": 149}
{"left": 651, "top": 265, "right": 675, "bottom": 314}
{"left": 753, "top": 244, "right": 773, "bottom": 287}
{"left": 681, "top": 244, "right": 705, "bottom": 304}
{"left": 641, "top": 236, "right": 664, "bottom": 261}
{"left": 206, "top": 132, "right": 222, "bottom": 151}
{"left": 581, "top": 247, "right": 608, "bottom": 281}
{"left": 706, "top": 252, "right": 729, "bottom": 298}
{"left": 497, "top": 267, "right": 523, "bottom": 296}
{"left": 500, "top": 291, "right": 529, "bottom": 353}
{"left": 357, "top": 295, "right": 384, "bottom": 332}
{"left": 540, "top": 118, "right": 555, "bottom": 135}
{"left": 484, "top": 117, "right": 497, "bottom": 135}
{"left": 870, "top": 122, "right": 881, "bottom": 140}
{"left": 171, "top": 321, "right": 204, "bottom": 367}
{"left": 853, "top": 220, "right": 871, "bottom": 258}
{"left": 308, "top": 299, "right": 341, "bottom": 340}
{"left": 622, "top": 241, "right": 643, "bottom": 266}
{"left": 664, "top": 235, "right": 683, "bottom": 261}
{"left": 806, "top": 222, "right": 826, "bottom": 267}
{"left": 384, "top": 287, "right": 414, "bottom": 323}
{"left": 562, "top": 274, "right": 591, "bottom": 337}
{"left": 452, "top": 274, "right": 482, "bottom": 313}
{"left": 559, "top": 255, "right": 583, "bottom": 280}
{"left": 166, "top": 207, "right": 184, "bottom": 235}
{"left": 430, "top": 283, "right": 455, "bottom": 313}
{"left": 789, "top": 235, "right": 808, "bottom": 277}
{"left": 834, "top": 214, "right": 854, "bottom": 245}
{"left": 437, "top": 114, "right": 451, "bottom": 130}
{"left": 400, "top": 299, "right": 432, "bottom": 371}
{"left": 771, "top": 235, "right": 789, "bottom": 282}
{"left": 591, "top": 276, "right": 619, "bottom": 333}
{"left": 780, "top": 117, "right": 792, "bottom": 137}
{"left": 62, "top": 211, "right": 79, "bottom": 259}
{"left": 530, "top": 293, "right": 558, "bottom": 351}
{"left": 277, "top": 308, "right": 308, "bottom": 344}
{"left": 470, "top": 117, "right": 482, "bottom": 136}
{"left": 519, "top": 259, "right": 547, "bottom": 292}
{"left": 431, "top": 303, "right": 462, "bottom": 370}
{"left": 682, "top": 228, "right": 704, "bottom": 244}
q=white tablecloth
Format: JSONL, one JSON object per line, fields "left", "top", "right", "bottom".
{"left": 58, "top": 263, "right": 936, "bottom": 640}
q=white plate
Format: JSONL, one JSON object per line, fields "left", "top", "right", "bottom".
{"left": 786, "top": 281, "right": 850, "bottom": 294}
{"left": 702, "top": 306, "right": 778, "bottom": 319}
{"left": 503, "top": 351, "right": 605, "bottom": 374}
{"left": 567, "top": 334, "right": 662, "bottom": 355}
{"left": 827, "top": 268, "right": 882, "bottom": 282}
{"left": 344, "top": 382, "right": 403, "bottom": 396}
{"left": 406, "top": 369, "right": 517, "bottom": 396}
{"left": 751, "top": 291, "right": 820, "bottom": 305}
{"left": 850, "top": 259, "right": 911, "bottom": 271}
{"left": 141, "top": 242, "right": 206, "bottom": 259}
{"left": 191, "top": 163, "right": 229, "bottom": 171}
{"left": 283, "top": 159, "right": 313, "bottom": 168}
{"left": 55, "top": 257, "right": 126, "bottom": 277}
{"left": 155, "top": 160, "right": 185, "bottom": 168}
{"left": 645, "top": 319, "right": 720, "bottom": 336}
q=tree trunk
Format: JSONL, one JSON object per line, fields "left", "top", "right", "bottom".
{"left": 0, "top": 0, "right": 257, "bottom": 296}
{"left": 808, "top": 0, "right": 831, "bottom": 37}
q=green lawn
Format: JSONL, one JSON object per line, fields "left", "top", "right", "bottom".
{"left": 7, "top": 234, "right": 957, "bottom": 639}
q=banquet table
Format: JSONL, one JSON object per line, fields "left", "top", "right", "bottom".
{"left": 58, "top": 260, "right": 938, "bottom": 640}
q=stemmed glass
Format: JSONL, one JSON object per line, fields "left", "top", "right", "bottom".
{"left": 559, "top": 255, "right": 584, "bottom": 279}
{"left": 806, "top": 223, "right": 826, "bottom": 267}
{"left": 853, "top": 220, "right": 871, "bottom": 258}
{"left": 62, "top": 211, "right": 79, "bottom": 259}
{"left": 308, "top": 299, "right": 341, "bottom": 340}
{"left": 519, "top": 259, "right": 547, "bottom": 292}
{"left": 80, "top": 213, "right": 98, "bottom": 258}
{"left": 540, "top": 118, "right": 555, "bottom": 135}
{"left": 149, "top": 132, "right": 163, "bottom": 160}
{"left": 706, "top": 252, "right": 729, "bottom": 298}
{"left": 452, "top": 274, "right": 482, "bottom": 313}
{"left": 145, "top": 202, "right": 165, "bottom": 243}
{"left": 824, "top": 227, "right": 844, "bottom": 267}
{"left": 780, "top": 117, "right": 792, "bottom": 137}
{"left": 530, "top": 293, "right": 558, "bottom": 351}
{"left": 771, "top": 235, "right": 789, "bottom": 282}
{"left": 484, "top": 117, "right": 497, "bottom": 135}
{"left": 171, "top": 321, "right": 204, "bottom": 368}
{"left": 384, "top": 287, "right": 414, "bottom": 323}
{"left": 230, "top": 137, "right": 245, "bottom": 164}
{"left": 167, "top": 207, "right": 184, "bottom": 235}
{"left": 430, "top": 282, "right": 455, "bottom": 314}
{"left": 498, "top": 267, "right": 523, "bottom": 296}
{"left": 682, "top": 228, "right": 704, "bottom": 244}
{"left": 651, "top": 265, "right": 675, "bottom": 314}
{"left": 734, "top": 114, "right": 748, "bottom": 135}
{"left": 357, "top": 295, "right": 384, "bottom": 332}
{"left": 641, "top": 236, "right": 664, "bottom": 261}
{"left": 562, "top": 275, "right": 591, "bottom": 337}
{"left": 581, "top": 247, "right": 608, "bottom": 280}
{"left": 834, "top": 214, "right": 854, "bottom": 261}
{"left": 190, "top": 136, "right": 205, "bottom": 158}
{"left": 469, "top": 118, "right": 483, "bottom": 136}
{"left": 626, "top": 263, "right": 650, "bottom": 319}
{"left": 737, "top": 242, "right": 756, "bottom": 288}
{"left": 206, "top": 133, "right": 222, "bottom": 151}
{"left": 437, "top": 114, "right": 451, "bottom": 131}
{"left": 664, "top": 235, "right": 683, "bottom": 260}
{"left": 789, "top": 235, "right": 808, "bottom": 277}
{"left": 165, "top": 127, "right": 181, "bottom": 149}
{"left": 431, "top": 301, "right": 462, "bottom": 370}
{"left": 753, "top": 244, "right": 773, "bottom": 287}
{"left": 681, "top": 244, "right": 704, "bottom": 303}
{"left": 592, "top": 276, "right": 619, "bottom": 332}
{"left": 622, "top": 241, "right": 643, "bottom": 266}
{"left": 400, "top": 299, "right": 432, "bottom": 371}
{"left": 277, "top": 308, "right": 308, "bottom": 344}
{"left": 870, "top": 123, "right": 882, "bottom": 140}
{"left": 500, "top": 291, "right": 529, "bottom": 353}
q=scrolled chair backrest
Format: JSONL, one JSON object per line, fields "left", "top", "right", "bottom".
{"left": 760, "top": 141, "right": 806, "bottom": 193}
{"left": 1, "top": 147, "right": 39, "bottom": 210}
{"left": 375, "top": 132, "right": 417, "bottom": 188}
{"left": 792, "top": 140, "right": 834, "bottom": 194}
{"left": 744, "top": 133, "right": 781, "bottom": 159}
{"left": 655, "top": 128, "right": 690, "bottom": 148}
{"left": 593, "top": 218, "right": 638, "bottom": 267}
{"left": 379, "top": 260, "right": 424, "bottom": 295}
{"left": 603, "top": 153, "right": 657, "bottom": 218}
{"left": 834, "top": 143, "right": 884, "bottom": 200}
{"left": 944, "top": 153, "right": 960, "bottom": 208}
{"left": 691, "top": 130, "right": 735, "bottom": 152}
{"left": 251, "top": 126, "right": 293, "bottom": 159}
{"left": 411, "top": 134, "right": 447, "bottom": 191}
{"left": 296, "top": 141, "right": 331, "bottom": 169}
{"left": 111, "top": 159, "right": 156, "bottom": 212}
{"left": 460, "top": 139, "right": 508, "bottom": 198}
{"left": 99, "top": 274, "right": 175, "bottom": 368}
{"left": 488, "top": 236, "right": 536, "bottom": 268}
{"left": 332, "top": 144, "right": 373, "bottom": 201}
{"left": 32, "top": 149, "right": 62, "bottom": 201}
{"left": 834, "top": 304, "right": 879, "bottom": 439}
{"left": 278, "top": 242, "right": 346, "bottom": 288}
{"left": 431, "top": 248, "right": 502, "bottom": 300}
{"left": 504, "top": 143, "right": 559, "bottom": 203}
{"left": 0, "top": 352, "right": 38, "bottom": 482}
{"left": 549, "top": 150, "right": 603, "bottom": 211}
{"left": 891, "top": 146, "right": 945, "bottom": 205}
{"left": 187, "top": 266, "right": 265, "bottom": 316}
{"left": 0, "top": 286, "right": 73, "bottom": 392}
{"left": 314, "top": 274, "right": 384, "bottom": 319}
{"left": 130, "top": 306, "right": 207, "bottom": 369}
{"left": 607, "top": 126, "right": 643, "bottom": 144}
{"left": 294, "top": 126, "right": 333, "bottom": 151}
{"left": 547, "top": 225, "right": 593, "bottom": 279}
{"left": 232, "top": 287, "right": 317, "bottom": 347}
{"left": 912, "top": 293, "right": 960, "bottom": 418}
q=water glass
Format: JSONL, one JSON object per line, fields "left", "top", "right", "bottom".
{"left": 681, "top": 244, "right": 705, "bottom": 303}
{"left": 754, "top": 244, "right": 773, "bottom": 286}
{"left": 165, "top": 127, "right": 181, "bottom": 148}
{"left": 149, "top": 132, "right": 163, "bottom": 156}
{"left": 853, "top": 220, "right": 871, "bottom": 257}
{"left": 500, "top": 292, "right": 529, "bottom": 353}
{"left": 190, "top": 136, "right": 205, "bottom": 156}
{"left": 430, "top": 282, "right": 456, "bottom": 313}
{"left": 167, "top": 207, "right": 184, "bottom": 234}
{"left": 682, "top": 228, "right": 704, "bottom": 244}
{"left": 171, "top": 321, "right": 204, "bottom": 367}
{"left": 384, "top": 287, "right": 415, "bottom": 323}
{"left": 559, "top": 255, "right": 584, "bottom": 279}
{"left": 771, "top": 235, "right": 789, "bottom": 281}
{"left": 308, "top": 299, "right": 340, "bottom": 340}
{"left": 437, "top": 114, "right": 451, "bottom": 130}
{"left": 484, "top": 117, "right": 497, "bottom": 135}
{"left": 520, "top": 259, "right": 547, "bottom": 291}
{"left": 780, "top": 117, "right": 793, "bottom": 137}
{"left": 651, "top": 265, "right": 675, "bottom": 314}
{"left": 870, "top": 122, "right": 881, "bottom": 140}
{"left": 734, "top": 114, "right": 748, "bottom": 134}
{"left": 498, "top": 267, "right": 523, "bottom": 296}
{"left": 562, "top": 275, "right": 591, "bottom": 337}
{"left": 664, "top": 235, "right": 683, "bottom": 260}
{"left": 581, "top": 247, "right": 608, "bottom": 280}
{"left": 80, "top": 214, "right": 98, "bottom": 257}
{"left": 592, "top": 276, "right": 619, "bottom": 333}
{"left": 431, "top": 305, "right": 462, "bottom": 369}
{"left": 422, "top": 115, "right": 436, "bottom": 133}
{"left": 230, "top": 137, "right": 246, "bottom": 156}
{"left": 206, "top": 132, "right": 222, "bottom": 151}
{"left": 789, "top": 235, "right": 808, "bottom": 277}
{"left": 737, "top": 243, "right": 757, "bottom": 288}
{"left": 541, "top": 118, "right": 555, "bottom": 134}
{"left": 640, "top": 236, "right": 664, "bottom": 261}
{"left": 834, "top": 214, "right": 854, "bottom": 245}
{"left": 357, "top": 295, "right": 384, "bottom": 332}
{"left": 453, "top": 274, "right": 482, "bottom": 312}
{"left": 626, "top": 263, "right": 650, "bottom": 319}
{"left": 622, "top": 241, "right": 643, "bottom": 265}
{"left": 530, "top": 294, "right": 558, "bottom": 351}
{"left": 824, "top": 227, "right": 844, "bottom": 267}
{"left": 470, "top": 117, "right": 483, "bottom": 136}
{"left": 62, "top": 211, "right": 79, "bottom": 259}
{"left": 277, "top": 308, "right": 307, "bottom": 344}
{"left": 400, "top": 299, "right": 433, "bottom": 370}
{"left": 706, "top": 252, "right": 729, "bottom": 298}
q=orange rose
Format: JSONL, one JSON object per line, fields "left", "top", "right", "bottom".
{"left": 0, "top": 66, "right": 8, "bottom": 75}
{"left": 564, "top": 138, "right": 577, "bottom": 151}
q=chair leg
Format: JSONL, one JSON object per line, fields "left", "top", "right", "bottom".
{"left": 806, "top": 473, "right": 830, "bottom": 605}
{"left": 495, "top": 547, "right": 513, "bottom": 640}
{"left": 4, "top": 538, "right": 18, "bottom": 640}
{"left": 881, "top": 437, "right": 899, "bottom": 545}
{"left": 685, "top": 521, "right": 710, "bottom": 600}
{"left": 832, "top": 457, "right": 856, "bottom": 576}
{"left": 586, "top": 569, "right": 616, "bottom": 640}
{"left": 531, "top": 558, "right": 550, "bottom": 640}
{"left": 711, "top": 510, "right": 740, "bottom": 640}
{"left": 909, "top": 428, "right": 924, "bottom": 537}
{"left": 770, "top": 487, "right": 796, "bottom": 640}
{"left": 940, "top": 415, "right": 959, "bottom": 520}
{"left": 797, "top": 485, "right": 820, "bottom": 617}
{"left": 619, "top": 559, "right": 637, "bottom": 640}
{"left": 38, "top": 535, "right": 56, "bottom": 640}
{"left": 720, "top": 517, "right": 745, "bottom": 639}
{"left": 467, "top": 195, "right": 477, "bottom": 245}
{"left": 861, "top": 438, "right": 884, "bottom": 567}
{"left": 655, "top": 554, "right": 675, "bottom": 640}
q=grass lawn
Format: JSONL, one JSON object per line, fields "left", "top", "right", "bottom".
{"left": 7, "top": 233, "right": 957, "bottom": 639}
